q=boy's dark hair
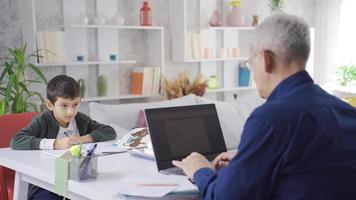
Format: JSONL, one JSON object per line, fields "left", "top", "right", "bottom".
{"left": 47, "top": 75, "right": 80, "bottom": 104}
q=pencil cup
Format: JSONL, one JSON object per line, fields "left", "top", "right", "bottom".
{"left": 69, "top": 156, "right": 98, "bottom": 182}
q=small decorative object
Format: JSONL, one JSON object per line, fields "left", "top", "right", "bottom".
{"left": 163, "top": 71, "right": 208, "bottom": 99}
{"left": 78, "top": 12, "right": 89, "bottom": 25}
{"left": 227, "top": 48, "right": 233, "bottom": 58}
{"left": 76, "top": 55, "right": 85, "bottom": 62}
{"left": 109, "top": 54, "right": 117, "bottom": 61}
{"left": 219, "top": 48, "right": 227, "bottom": 58}
{"left": 97, "top": 75, "right": 108, "bottom": 97}
{"left": 94, "top": 15, "right": 106, "bottom": 25}
{"left": 208, "top": 75, "right": 219, "bottom": 89}
{"left": 140, "top": 1, "right": 152, "bottom": 26}
{"left": 251, "top": 15, "right": 259, "bottom": 26}
{"left": 269, "top": 0, "right": 285, "bottom": 11}
{"left": 111, "top": 12, "right": 125, "bottom": 25}
{"left": 77, "top": 79, "right": 85, "bottom": 97}
{"left": 204, "top": 48, "right": 213, "bottom": 59}
{"left": 232, "top": 47, "right": 240, "bottom": 58}
{"left": 238, "top": 65, "right": 251, "bottom": 86}
{"left": 209, "top": 10, "right": 222, "bottom": 27}
{"left": 227, "top": 0, "right": 245, "bottom": 26}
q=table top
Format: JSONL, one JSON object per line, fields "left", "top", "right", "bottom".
{"left": 0, "top": 145, "right": 198, "bottom": 200}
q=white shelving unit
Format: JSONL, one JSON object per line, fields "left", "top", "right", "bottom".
{"left": 171, "top": 0, "right": 256, "bottom": 100}
{"left": 20, "top": 0, "right": 165, "bottom": 102}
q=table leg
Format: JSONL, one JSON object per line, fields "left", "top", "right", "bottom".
{"left": 13, "top": 171, "right": 28, "bottom": 200}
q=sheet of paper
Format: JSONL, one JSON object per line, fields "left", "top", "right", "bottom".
{"left": 44, "top": 150, "right": 67, "bottom": 158}
{"left": 116, "top": 173, "right": 188, "bottom": 198}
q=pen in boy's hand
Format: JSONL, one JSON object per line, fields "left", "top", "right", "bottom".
{"left": 64, "top": 131, "right": 69, "bottom": 137}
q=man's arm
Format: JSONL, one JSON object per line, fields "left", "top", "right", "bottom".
{"left": 193, "top": 116, "right": 287, "bottom": 200}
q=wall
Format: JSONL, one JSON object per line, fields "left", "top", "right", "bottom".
{"left": 0, "top": 0, "right": 316, "bottom": 111}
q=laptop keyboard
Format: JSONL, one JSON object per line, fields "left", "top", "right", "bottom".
{"left": 160, "top": 167, "right": 186, "bottom": 176}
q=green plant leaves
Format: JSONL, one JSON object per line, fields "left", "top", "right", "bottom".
{"left": 0, "top": 43, "right": 48, "bottom": 115}
{"left": 336, "top": 65, "right": 356, "bottom": 86}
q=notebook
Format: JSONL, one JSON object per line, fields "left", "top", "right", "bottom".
{"left": 145, "top": 104, "right": 227, "bottom": 174}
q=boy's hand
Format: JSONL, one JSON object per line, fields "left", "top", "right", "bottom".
{"left": 53, "top": 135, "right": 93, "bottom": 149}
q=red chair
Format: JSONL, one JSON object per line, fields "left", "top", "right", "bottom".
{"left": 0, "top": 112, "right": 38, "bottom": 200}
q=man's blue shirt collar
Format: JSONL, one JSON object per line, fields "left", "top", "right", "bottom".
{"left": 267, "top": 70, "right": 314, "bottom": 101}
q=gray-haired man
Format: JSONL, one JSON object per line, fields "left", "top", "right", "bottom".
{"left": 173, "top": 13, "right": 356, "bottom": 200}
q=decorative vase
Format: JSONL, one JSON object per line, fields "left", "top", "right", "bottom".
{"left": 227, "top": 6, "right": 245, "bottom": 26}
{"left": 97, "top": 75, "right": 108, "bottom": 97}
{"left": 140, "top": 1, "right": 152, "bottom": 26}
{"left": 209, "top": 10, "right": 222, "bottom": 27}
{"left": 251, "top": 15, "right": 259, "bottom": 26}
{"left": 94, "top": 15, "right": 106, "bottom": 25}
{"left": 208, "top": 75, "right": 219, "bottom": 89}
{"left": 111, "top": 12, "right": 125, "bottom": 25}
{"left": 77, "top": 13, "right": 89, "bottom": 25}
{"left": 77, "top": 79, "right": 85, "bottom": 97}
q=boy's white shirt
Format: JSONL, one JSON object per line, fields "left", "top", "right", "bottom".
{"left": 39, "top": 119, "right": 80, "bottom": 150}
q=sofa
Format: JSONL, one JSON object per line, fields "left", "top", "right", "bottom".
{"left": 89, "top": 94, "right": 264, "bottom": 150}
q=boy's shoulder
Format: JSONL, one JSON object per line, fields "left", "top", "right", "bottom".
{"left": 74, "top": 112, "right": 92, "bottom": 123}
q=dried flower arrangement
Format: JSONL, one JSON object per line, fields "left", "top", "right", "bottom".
{"left": 163, "top": 71, "right": 208, "bottom": 99}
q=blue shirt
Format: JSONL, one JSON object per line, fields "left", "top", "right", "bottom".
{"left": 194, "top": 71, "right": 356, "bottom": 200}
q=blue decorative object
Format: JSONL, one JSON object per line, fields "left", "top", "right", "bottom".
{"left": 77, "top": 55, "right": 84, "bottom": 62}
{"left": 109, "top": 54, "right": 117, "bottom": 61}
{"left": 238, "top": 66, "right": 250, "bottom": 86}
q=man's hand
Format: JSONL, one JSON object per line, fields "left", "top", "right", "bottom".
{"left": 212, "top": 151, "right": 237, "bottom": 169}
{"left": 53, "top": 135, "right": 93, "bottom": 150}
{"left": 172, "top": 152, "right": 214, "bottom": 179}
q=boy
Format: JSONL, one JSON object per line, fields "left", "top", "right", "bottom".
{"left": 11, "top": 75, "right": 116, "bottom": 200}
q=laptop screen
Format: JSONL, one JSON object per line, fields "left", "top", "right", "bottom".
{"left": 145, "top": 104, "right": 227, "bottom": 170}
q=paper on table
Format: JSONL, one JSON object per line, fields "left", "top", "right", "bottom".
{"left": 44, "top": 150, "right": 67, "bottom": 158}
{"left": 117, "top": 173, "right": 187, "bottom": 198}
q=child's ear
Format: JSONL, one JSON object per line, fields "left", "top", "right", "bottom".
{"left": 45, "top": 100, "right": 54, "bottom": 111}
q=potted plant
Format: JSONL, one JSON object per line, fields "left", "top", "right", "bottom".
{"left": 336, "top": 64, "right": 356, "bottom": 87}
{"left": 269, "top": 0, "right": 285, "bottom": 11}
{"left": 0, "top": 44, "right": 48, "bottom": 115}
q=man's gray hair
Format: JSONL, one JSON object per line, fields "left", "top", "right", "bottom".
{"left": 251, "top": 13, "right": 311, "bottom": 64}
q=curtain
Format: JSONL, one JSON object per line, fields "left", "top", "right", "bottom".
{"left": 314, "top": 0, "right": 342, "bottom": 85}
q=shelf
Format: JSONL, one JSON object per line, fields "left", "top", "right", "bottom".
{"left": 81, "top": 94, "right": 162, "bottom": 102}
{"left": 67, "top": 24, "right": 164, "bottom": 30}
{"left": 206, "top": 87, "right": 255, "bottom": 93}
{"left": 185, "top": 57, "right": 248, "bottom": 63}
{"left": 36, "top": 60, "right": 136, "bottom": 67}
{"left": 209, "top": 26, "right": 255, "bottom": 31}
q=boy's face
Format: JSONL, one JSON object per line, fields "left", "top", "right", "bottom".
{"left": 46, "top": 97, "right": 80, "bottom": 127}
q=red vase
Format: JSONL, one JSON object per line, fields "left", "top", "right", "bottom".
{"left": 140, "top": 1, "right": 152, "bottom": 26}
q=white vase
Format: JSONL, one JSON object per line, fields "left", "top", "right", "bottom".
{"left": 111, "top": 12, "right": 125, "bottom": 25}
{"left": 78, "top": 13, "right": 89, "bottom": 25}
{"left": 95, "top": 15, "right": 106, "bottom": 25}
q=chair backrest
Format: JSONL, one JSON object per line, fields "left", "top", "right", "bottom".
{"left": 0, "top": 112, "right": 38, "bottom": 148}
{"left": 0, "top": 112, "right": 38, "bottom": 200}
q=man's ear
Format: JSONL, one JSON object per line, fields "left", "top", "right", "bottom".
{"left": 45, "top": 99, "right": 54, "bottom": 111}
{"left": 262, "top": 50, "right": 274, "bottom": 74}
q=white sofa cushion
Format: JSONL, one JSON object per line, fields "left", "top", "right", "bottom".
{"left": 196, "top": 94, "right": 264, "bottom": 150}
{"left": 89, "top": 94, "right": 198, "bottom": 138}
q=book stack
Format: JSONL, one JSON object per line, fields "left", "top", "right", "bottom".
{"left": 186, "top": 32, "right": 202, "bottom": 60}
{"left": 131, "top": 67, "right": 161, "bottom": 95}
{"left": 36, "top": 31, "right": 67, "bottom": 64}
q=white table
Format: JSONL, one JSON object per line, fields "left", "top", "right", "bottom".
{"left": 0, "top": 147, "right": 199, "bottom": 200}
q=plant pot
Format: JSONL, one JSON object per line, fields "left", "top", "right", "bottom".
{"left": 227, "top": 6, "right": 245, "bottom": 26}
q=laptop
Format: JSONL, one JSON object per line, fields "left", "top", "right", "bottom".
{"left": 144, "top": 104, "right": 227, "bottom": 175}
